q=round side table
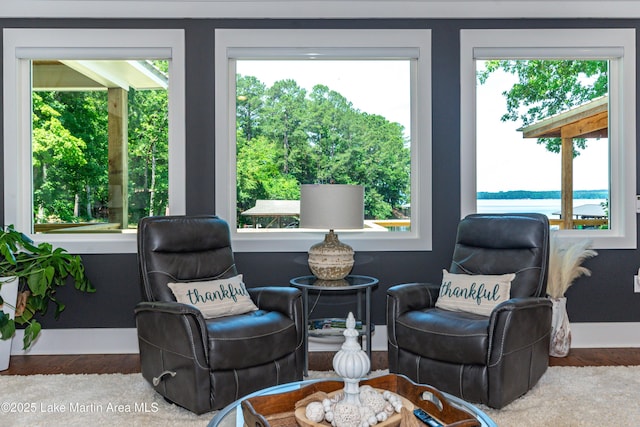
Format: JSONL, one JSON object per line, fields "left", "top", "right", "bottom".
{"left": 289, "top": 275, "right": 378, "bottom": 376}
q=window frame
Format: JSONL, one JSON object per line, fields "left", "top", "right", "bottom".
{"left": 460, "top": 28, "right": 636, "bottom": 249}
{"left": 3, "top": 28, "right": 186, "bottom": 254}
{"left": 214, "top": 28, "right": 432, "bottom": 252}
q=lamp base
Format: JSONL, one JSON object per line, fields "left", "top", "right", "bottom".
{"left": 308, "top": 230, "right": 354, "bottom": 280}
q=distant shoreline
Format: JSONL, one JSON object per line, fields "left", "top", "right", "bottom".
{"left": 477, "top": 190, "right": 608, "bottom": 200}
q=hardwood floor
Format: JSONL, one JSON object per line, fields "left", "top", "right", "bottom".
{"left": 1, "top": 348, "right": 639, "bottom": 375}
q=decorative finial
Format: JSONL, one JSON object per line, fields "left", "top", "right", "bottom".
{"left": 304, "top": 312, "right": 404, "bottom": 426}
{"left": 333, "top": 312, "right": 370, "bottom": 405}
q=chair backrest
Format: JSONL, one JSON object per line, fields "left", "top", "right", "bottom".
{"left": 449, "top": 213, "right": 549, "bottom": 299}
{"left": 137, "top": 215, "right": 238, "bottom": 302}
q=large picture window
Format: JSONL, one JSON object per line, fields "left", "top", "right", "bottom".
{"left": 3, "top": 29, "right": 186, "bottom": 253}
{"left": 460, "top": 29, "right": 636, "bottom": 249}
{"left": 215, "top": 29, "right": 432, "bottom": 252}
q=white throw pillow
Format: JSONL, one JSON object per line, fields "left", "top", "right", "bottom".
{"left": 168, "top": 274, "right": 258, "bottom": 319}
{"left": 435, "top": 269, "right": 514, "bottom": 316}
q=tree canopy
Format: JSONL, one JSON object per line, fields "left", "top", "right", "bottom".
{"left": 236, "top": 74, "right": 411, "bottom": 226}
{"left": 32, "top": 62, "right": 169, "bottom": 227}
{"left": 30, "top": 66, "right": 409, "bottom": 229}
{"left": 478, "top": 59, "right": 608, "bottom": 155}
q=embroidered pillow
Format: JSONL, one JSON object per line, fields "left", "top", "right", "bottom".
{"left": 435, "top": 269, "right": 514, "bottom": 316}
{"left": 168, "top": 274, "right": 258, "bottom": 319}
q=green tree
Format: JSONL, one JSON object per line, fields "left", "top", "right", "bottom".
{"left": 32, "top": 92, "right": 90, "bottom": 223}
{"left": 128, "top": 87, "right": 169, "bottom": 223}
{"left": 49, "top": 91, "right": 109, "bottom": 221}
{"left": 32, "top": 61, "right": 169, "bottom": 228}
{"left": 307, "top": 85, "right": 352, "bottom": 181}
{"left": 235, "top": 76, "right": 410, "bottom": 221}
{"left": 353, "top": 113, "right": 409, "bottom": 219}
{"left": 236, "top": 75, "right": 266, "bottom": 141}
{"left": 478, "top": 59, "right": 608, "bottom": 155}
{"left": 236, "top": 133, "right": 299, "bottom": 227}
{"left": 262, "top": 79, "right": 310, "bottom": 176}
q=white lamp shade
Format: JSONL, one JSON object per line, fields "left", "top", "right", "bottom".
{"left": 300, "top": 184, "right": 364, "bottom": 230}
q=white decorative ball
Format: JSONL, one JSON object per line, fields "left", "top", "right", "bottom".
{"left": 325, "top": 411, "right": 334, "bottom": 422}
{"left": 306, "top": 401, "right": 325, "bottom": 423}
{"left": 359, "top": 390, "right": 387, "bottom": 413}
{"left": 323, "top": 398, "right": 333, "bottom": 411}
{"left": 333, "top": 402, "right": 362, "bottom": 427}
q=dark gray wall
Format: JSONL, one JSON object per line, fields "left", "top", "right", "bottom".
{"left": 2, "top": 18, "right": 639, "bottom": 329}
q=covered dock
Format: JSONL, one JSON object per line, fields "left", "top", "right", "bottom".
{"left": 519, "top": 96, "right": 608, "bottom": 229}
{"left": 241, "top": 200, "right": 300, "bottom": 228}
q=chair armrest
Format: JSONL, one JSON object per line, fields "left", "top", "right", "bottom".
{"left": 386, "top": 283, "right": 438, "bottom": 355}
{"left": 249, "top": 286, "right": 302, "bottom": 319}
{"left": 134, "top": 301, "right": 209, "bottom": 366}
{"left": 487, "top": 296, "right": 552, "bottom": 366}
{"left": 386, "top": 282, "right": 439, "bottom": 318}
{"left": 136, "top": 300, "right": 206, "bottom": 317}
{"left": 249, "top": 286, "right": 304, "bottom": 347}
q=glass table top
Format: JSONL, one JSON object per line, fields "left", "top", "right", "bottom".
{"left": 208, "top": 377, "right": 497, "bottom": 427}
{"left": 289, "top": 274, "right": 379, "bottom": 290}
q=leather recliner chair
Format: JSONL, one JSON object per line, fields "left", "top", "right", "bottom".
{"left": 134, "top": 215, "right": 304, "bottom": 414}
{"left": 387, "top": 213, "right": 552, "bottom": 409}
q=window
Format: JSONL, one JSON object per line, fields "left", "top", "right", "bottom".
{"left": 460, "top": 29, "right": 636, "bottom": 249}
{"left": 3, "top": 29, "right": 186, "bottom": 253}
{"left": 215, "top": 29, "right": 432, "bottom": 252}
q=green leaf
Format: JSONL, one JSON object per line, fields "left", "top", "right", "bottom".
{"left": 44, "top": 265, "right": 55, "bottom": 286}
{"left": 27, "top": 269, "right": 48, "bottom": 296}
{"left": 0, "top": 312, "right": 16, "bottom": 340}
{"left": 22, "top": 321, "right": 42, "bottom": 350}
{"left": 0, "top": 242, "right": 17, "bottom": 265}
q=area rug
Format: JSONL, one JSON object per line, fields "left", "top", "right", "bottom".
{"left": 0, "top": 366, "right": 639, "bottom": 426}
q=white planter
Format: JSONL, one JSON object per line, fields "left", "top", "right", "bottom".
{"left": 549, "top": 296, "right": 571, "bottom": 357}
{"left": 0, "top": 276, "right": 19, "bottom": 371}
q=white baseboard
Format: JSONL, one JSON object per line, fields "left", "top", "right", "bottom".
{"left": 10, "top": 328, "right": 140, "bottom": 355}
{"left": 9, "top": 322, "right": 640, "bottom": 355}
{"left": 570, "top": 322, "right": 640, "bottom": 348}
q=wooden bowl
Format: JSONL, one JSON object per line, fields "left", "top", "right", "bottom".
{"left": 293, "top": 388, "right": 415, "bottom": 427}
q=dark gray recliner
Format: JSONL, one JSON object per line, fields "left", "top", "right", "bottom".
{"left": 134, "top": 215, "right": 304, "bottom": 414}
{"left": 387, "top": 213, "right": 552, "bottom": 409}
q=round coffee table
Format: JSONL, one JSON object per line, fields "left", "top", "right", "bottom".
{"left": 208, "top": 377, "right": 498, "bottom": 427}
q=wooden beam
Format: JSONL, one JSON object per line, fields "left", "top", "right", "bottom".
{"left": 520, "top": 96, "right": 608, "bottom": 139}
{"left": 108, "top": 87, "right": 128, "bottom": 229}
{"left": 32, "top": 62, "right": 105, "bottom": 91}
{"left": 559, "top": 111, "right": 608, "bottom": 139}
{"left": 560, "top": 134, "right": 573, "bottom": 230}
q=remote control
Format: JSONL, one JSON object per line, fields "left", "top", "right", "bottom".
{"left": 413, "top": 408, "right": 443, "bottom": 427}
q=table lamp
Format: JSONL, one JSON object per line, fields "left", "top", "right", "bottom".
{"left": 300, "top": 184, "right": 364, "bottom": 280}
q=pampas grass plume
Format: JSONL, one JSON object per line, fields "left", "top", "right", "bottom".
{"left": 547, "top": 232, "right": 598, "bottom": 299}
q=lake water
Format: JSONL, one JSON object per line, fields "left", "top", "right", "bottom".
{"left": 477, "top": 199, "right": 607, "bottom": 218}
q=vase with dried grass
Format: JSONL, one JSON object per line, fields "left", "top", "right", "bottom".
{"left": 546, "top": 232, "right": 597, "bottom": 357}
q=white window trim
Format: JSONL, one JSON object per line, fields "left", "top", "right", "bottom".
{"left": 214, "top": 29, "right": 432, "bottom": 252}
{"left": 460, "top": 28, "right": 636, "bottom": 249}
{"left": 3, "top": 28, "right": 186, "bottom": 254}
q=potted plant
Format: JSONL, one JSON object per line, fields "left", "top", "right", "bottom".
{"left": 546, "top": 232, "right": 597, "bottom": 357}
{"left": 0, "top": 224, "right": 95, "bottom": 352}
